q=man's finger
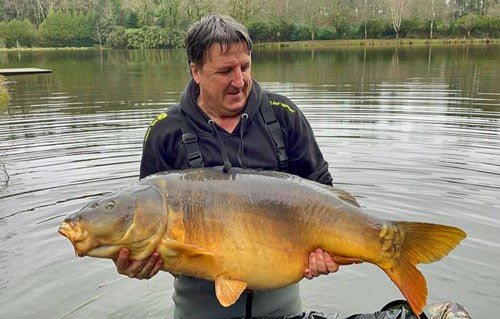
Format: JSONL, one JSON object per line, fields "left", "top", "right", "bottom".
{"left": 136, "top": 253, "right": 160, "bottom": 279}
{"left": 324, "top": 252, "right": 339, "bottom": 273}
{"left": 315, "top": 249, "right": 327, "bottom": 274}
{"left": 308, "top": 252, "right": 319, "bottom": 277}
{"left": 116, "top": 248, "right": 130, "bottom": 274}
{"left": 149, "top": 259, "right": 164, "bottom": 278}
{"left": 303, "top": 268, "right": 313, "bottom": 280}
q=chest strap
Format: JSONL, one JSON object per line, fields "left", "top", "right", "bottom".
{"left": 178, "top": 107, "right": 205, "bottom": 168}
{"left": 177, "top": 96, "right": 289, "bottom": 171}
{"left": 259, "top": 97, "right": 289, "bottom": 171}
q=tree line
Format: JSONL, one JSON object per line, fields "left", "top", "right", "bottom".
{"left": 0, "top": 0, "right": 498, "bottom": 49}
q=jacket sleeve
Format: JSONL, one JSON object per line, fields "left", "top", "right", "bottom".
{"left": 270, "top": 94, "right": 333, "bottom": 186}
{"left": 139, "top": 113, "right": 180, "bottom": 179}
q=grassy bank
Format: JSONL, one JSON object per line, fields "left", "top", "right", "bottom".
{"left": 0, "top": 38, "right": 498, "bottom": 52}
{"left": 0, "top": 75, "right": 9, "bottom": 108}
{"left": 254, "top": 38, "right": 499, "bottom": 49}
{"left": 0, "top": 46, "right": 105, "bottom": 52}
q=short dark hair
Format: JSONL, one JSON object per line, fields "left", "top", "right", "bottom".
{"left": 185, "top": 14, "right": 253, "bottom": 67}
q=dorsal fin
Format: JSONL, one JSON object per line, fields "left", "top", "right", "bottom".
{"left": 330, "top": 187, "right": 360, "bottom": 207}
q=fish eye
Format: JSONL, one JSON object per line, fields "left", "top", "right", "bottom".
{"left": 105, "top": 201, "right": 115, "bottom": 210}
{"left": 90, "top": 202, "right": 98, "bottom": 209}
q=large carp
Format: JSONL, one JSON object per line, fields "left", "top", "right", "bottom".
{"left": 59, "top": 167, "right": 466, "bottom": 315}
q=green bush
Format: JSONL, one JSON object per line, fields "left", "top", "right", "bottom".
{"left": 381, "top": 22, "right": 396, "bottom": 38}
{"left": 247, "top": 20, "right": 274, "bottom": 42}
{"left": 489, "top": 17, "right": 500, "bottom": 38}
{"left": 126, "top": 26, "right": 185, "bottom": 49}
{"left": 0, "top": 22, "right": 6, "bottom": 47}
{"left": 40, "top": 10, "right": 95, "bottom": 47}
{"left": 400, "top": 18, "right": 428, "bottom": 38}
{"left": 127, "top": 12, "right": 140, "bottom": 29}
{"left": 288, "top": 23, "right": 310, "bottom": 41}
{"left": 335, "top": 25, "right": 357, "bottom": 39}
{"left": 432, "top": 19, "right": 453, "bottom": 38}
{"left": 107, "top": 26, "right": 128, "bottom": 48}
{"left": 247, "top": 20, "right": 292, "bottom": 42}
{"left": 479, "top": 16, "right": 500, "bottom": 38}
{"left": 454, "top": 14, "right": 495, "bottom": 38}
{"left": 316, "top": 27, "right": 337, "bottom": 40}
{"left": 2, "top": 19, "right": 38, "bottom": 47}
{"left": 361, "top": 20, "right": 383, "bottom": 38}
{"left": 357, "top": 20, "right": 394, "bottom": 38}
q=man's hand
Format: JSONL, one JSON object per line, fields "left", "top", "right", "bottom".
{"left": 114, "top": 248, "right": 163, "bottom": 280}
{"left": 303, "top": 248, "right": 339, "bottom": 279}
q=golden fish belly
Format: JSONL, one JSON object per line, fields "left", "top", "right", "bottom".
{"left": 160, "top": 207, "right": 313, "bottom": 290}
{"left": 149, "top": 170, "right": 385, "bottom": 290}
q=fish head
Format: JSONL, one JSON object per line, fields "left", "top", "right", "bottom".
{"left": 59, "top": 184, "right": 166, "bottom": 259}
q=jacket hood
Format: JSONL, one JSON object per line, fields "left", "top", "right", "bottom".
{"left": 179, "top": 78, "right": 264, "bottom": 135}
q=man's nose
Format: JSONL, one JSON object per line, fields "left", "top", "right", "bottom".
{"left": 231, "top": 67, "right": 244, "bottom": 88}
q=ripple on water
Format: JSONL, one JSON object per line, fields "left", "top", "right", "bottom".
{"left": 1, "top": 47, "right": 499, "bottom": 318}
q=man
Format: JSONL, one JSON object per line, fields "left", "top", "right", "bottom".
{"left": 115, "top": 13, "right": 339, "bottom": 318}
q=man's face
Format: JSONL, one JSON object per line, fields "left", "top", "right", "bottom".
{"left": 191, "top": 42, "right": 252, "bottom": 117}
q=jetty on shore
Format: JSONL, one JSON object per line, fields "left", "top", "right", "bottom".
{"left": 0, "top": 68, "right": 51, "bottom": 76}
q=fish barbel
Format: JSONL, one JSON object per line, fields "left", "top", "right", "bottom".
{"left": 58, "top": 167, "right": 466, "bottom": 315}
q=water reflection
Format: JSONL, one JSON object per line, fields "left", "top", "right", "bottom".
{"left": 0, "top": 45, "right": 499, "bottom": 318}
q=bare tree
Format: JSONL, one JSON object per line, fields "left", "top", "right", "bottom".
{"left": 225, "top": 0, "right": 266, "bottom": 24}
{"left": 408, "top": 0, "right": 454, "bottom": 38}
{"left": 182, "top": 0, "right": 214, "bottom": 22}
{"left": 92, "top": 1, "right": 118, "bottom": 48}
{"left": 386, "top": 0, "right": 412, "bottom": 38}
{"left": 454, "top": 0, "right": 498, "bottom": 16}
{"left": 360, "top": 0, "right": 371, "bottom": 39}
{"left": 30, "top": 0, "right": 45, "bottom": 25}
{"left": 348, "top": 0, "right": 383, "bottom": 39}
{"left": 155, "top": 0, "right": 183, "bottom": 29}
{"left": 2, "top": 0, "right": 30, "bottom": 20}
{"left": 299, "top": 0, "right": 330, "bottom": 40}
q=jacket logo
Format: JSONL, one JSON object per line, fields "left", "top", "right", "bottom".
{"left": 144, "top": 113, "right": 168, "bottom": 142}
{"left": 269, "top": 100, "right": 295, "bottom": 114}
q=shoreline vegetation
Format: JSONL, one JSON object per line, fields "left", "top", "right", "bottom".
{"left": 253, "top": 38, "right": 499, "bottom": 48}
{"left": 0, "top": 38, "right": 497, "bottom": 53}
{"left": 0, "top": 1, "right": 498, "bottom": 50}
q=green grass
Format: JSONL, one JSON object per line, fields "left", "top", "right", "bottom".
{"left": 0, "top": 46, "right": 105, "bottom": 52}
{"left": 0, "top": 38, "right": 497, "bottom": 51}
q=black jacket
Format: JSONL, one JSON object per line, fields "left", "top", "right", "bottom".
{"left": 140, "top": 79, "right": 333, "bottom": 318}
{"left": 140, "top": 78, "right": 332, "bottom": 186}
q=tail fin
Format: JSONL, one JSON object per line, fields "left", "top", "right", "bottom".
{"left": 381, "top": 222, "right": 466, "bottom": 316}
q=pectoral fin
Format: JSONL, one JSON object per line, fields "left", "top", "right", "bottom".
{"left": 159, "top": 238, "right": 214, "bottom": 257}
{"left": 332, "top": 256, "right": 364, "bottom": 265}
{"left": 215, "top": 276, "right": 247, "bottom": 307}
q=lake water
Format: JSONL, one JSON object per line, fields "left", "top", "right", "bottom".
{"left": 0, "top": 44, "right": 499, "bottom": 318}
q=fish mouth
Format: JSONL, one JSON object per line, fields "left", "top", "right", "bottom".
{"left": 59, "top": 221, "right": 90, "bottom": 257}
{"left": 59, "top": 221, "right": 122, "bottom": 258}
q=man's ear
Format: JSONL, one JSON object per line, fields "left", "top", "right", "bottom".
{"left": 190, "top": 63, "right": 201, "bottom": 84}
